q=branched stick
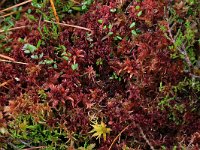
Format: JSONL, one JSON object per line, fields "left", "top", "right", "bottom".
{"left": 166, "top": 21, "right": 192, "bottom": 70}
{"left": 166, "top": 18, "right": 200, "bottom": 79}
{"left": 136, "top": 123, "right": 155, "bottom": 150}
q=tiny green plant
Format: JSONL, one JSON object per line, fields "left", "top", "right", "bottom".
{"left": 129, "top": 22, "right": 136, "bottom": 28}
{"left": 110, "top": 8, "right": 117, "bottom": 13}
{"left": 109, "top": 72, "right": 122, "bottom": 81}
{"left": 8, "top": 114, "right": 68, "bottom": 149}
{"left": 22, "top": 42, "right": 44, "bottom": 60}
{"left": 137, "top": 11, "right": 143, "bottom": 17}
{"left": 77, "top": 143, "right": 96, "bottom": 150}
{"left": 71, "top": 63, "right": 78, "bottom": 71}
{"left": 22, "top": 43, "right": 37, "bottom": 54}
{"left": 96, "top": 58, "right": 103, "bottom": 66}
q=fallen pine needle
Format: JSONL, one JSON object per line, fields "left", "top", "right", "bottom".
{"left": 44, "top": 20, "right": 93, "bottom": 32}
{"left": 0, "top": 0, "right": 32, "bottom": 13}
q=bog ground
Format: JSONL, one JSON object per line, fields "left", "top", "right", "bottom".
{"left": 0, "top": 0, "right": 200, "bottom": 149}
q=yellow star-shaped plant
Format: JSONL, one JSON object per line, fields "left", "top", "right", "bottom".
{"left": 89, "top": 121, "right": 111, "bottom": 142}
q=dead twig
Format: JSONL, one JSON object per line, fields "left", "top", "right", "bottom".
{"left": 136, "top": 123, "right": 155, "bottom": 150}
{"left": 108, "top": 125, "right": 130, "bottom": 150}
{"left": 22, "top": 146, "right": 46, "bottom": 150}
{"left": 166, "top": 18, "right": 200, "bottom": 79}
{"left": 0, "top": 0, "right": 32, "bottom": 14}
{"left": 0, "top": 59, "right": 28, "bottom": 65}
{"left": 0, "top": 80, "right": 12, "bottom": 88}
{"left": 186, "top": 132, "right": 200, "bottom": 150}
{"left": 0, "top": 25, "right": 28, "bottom": 33}
{"left": 8, "top": 142, "right": 18, "bottom": 150}
{"left": 166, "top": 21, "right": 192, "bottom": 70}
{"left": 44, "top": 20, "right": 93, "bottom": 32}
{"left": 108, "top": 122, "right": 155, "bottom": 150}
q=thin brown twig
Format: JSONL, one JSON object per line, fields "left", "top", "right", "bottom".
{"left": 0, "top": 80, "right": 12, "bottom": 88}
{"left": 0, "top": 59, "right": 28, "bottom": 65}
{"left": 44, "top": 20, "right": 93, "bottom": 32}
{"left": 0, "top": 25, "right": 28, "bottom": 33}
{"left": 108, "top": 125, "right": 130, "bottom": 150}
{"left": 186, "top": 132, "right": 200, "bottom": 150}
{"left": 22, "top": 146, "right": 46, "bottom": 150}
{"left": 167, "top": 23, "right": 192, "bottom": 68}
{"left": 136, "top": 123, "right": 155, "bottom": 150}
{"left": 164, "top": 7, "right": 200, "bottom": 80}
{"left": 166, "top": 19, "right": 200, "bottom": 79}
{"left": 0, "top": 0, "right": 32, "bottom": 14}
{"left": 186, "top": 136, "right": 195, "bottom": 150}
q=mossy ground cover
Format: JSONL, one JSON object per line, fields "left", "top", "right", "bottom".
{"left": 0, "top": 0, "right": 200, "bottom": 149}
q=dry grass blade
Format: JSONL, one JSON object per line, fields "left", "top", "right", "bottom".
{"left": 0, "top": 26, "right": 28, "bottom": 33}
{"left": 0, "top": 11, "right": 16, "bottom": 18}
{"left": 0, "top": 59, "right": 28, "bottom": 65}
{"left": 49, "top": 0, "right": 60, "bottom": 29}
{"left": 44, "top": 20, "right": 93, "bottom": 32}
{"left": 136, "top": 124, "right": 155, "bottom": 150}
{"left": 0, "top": 9, "right": 24, "bottom": 18}
{"left": 0, "top": 54, "right": 15, "bottom": 61}
{"left": 0, "top": 0, "right": 32, "bottom": 13}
